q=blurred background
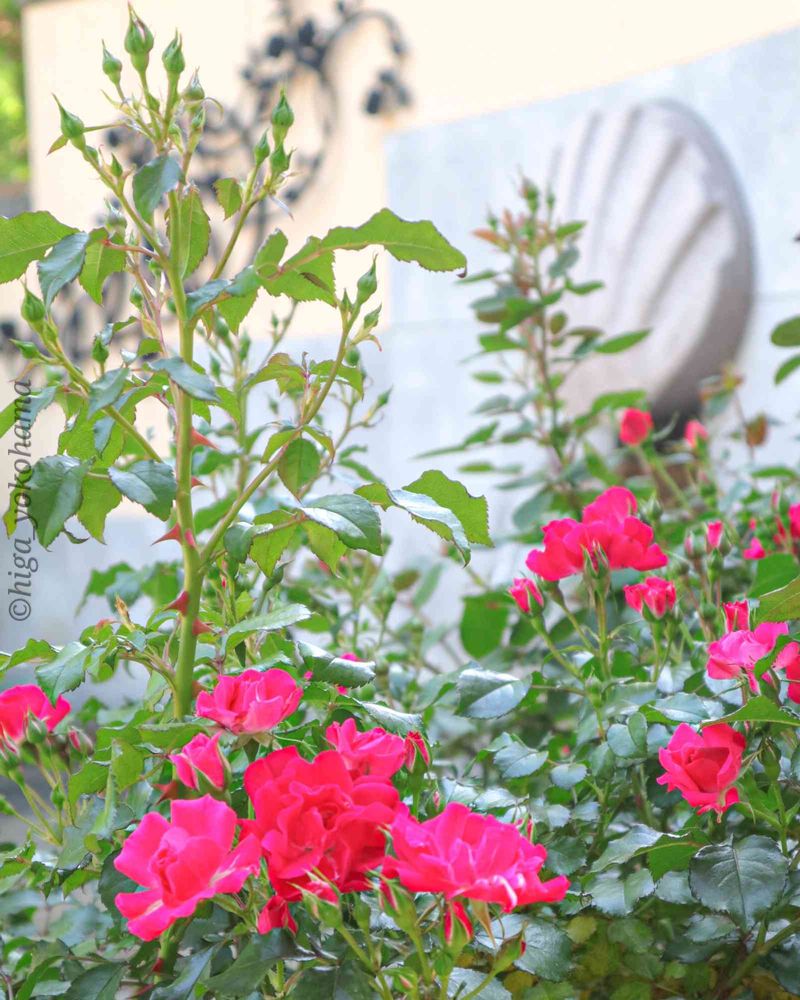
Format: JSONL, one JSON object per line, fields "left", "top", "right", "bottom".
{"left": 2, "top": 0, "right": 800, "bottom": 650}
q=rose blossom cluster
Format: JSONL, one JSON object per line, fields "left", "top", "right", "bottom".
{"left": 524, "top": 486, "right": 668, "bottom": 582}
{"left": 113, "top": 667, "right": 569, "bottom": 941}
{"left": 0, "top": 684, "right": 70, "bottom": 752}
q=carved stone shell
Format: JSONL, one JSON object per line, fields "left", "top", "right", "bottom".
{"left": 547, "top": 99, "right": 754, "bottom": 418}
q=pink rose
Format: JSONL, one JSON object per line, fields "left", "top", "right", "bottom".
{"left": 385, "top": 802, "right": 569, "bottom": 910}
{"left": 706, "top": 521, "right": 723, "bottom": 550}
{"left": 196, "top": 668, "right": 302, "bottom": 734}
{"left": 619, "top": 408, "right": 653, "bottom": 446}
{"left": 508, "top": 577, "right": 543, "bottom": 613}
{"left": 325, "top": 718, "right": 407, "bottom": 779}
{"left": 684, "top": 420, "right": 708, "bottom": 448}
{"left": 623, "top": 576, "right": 676, "bottom": 619}
{"left": 657, "top": 723, "right": 744, "bottom": 815}
{"left": 722, "top": 600, "right": 749, "bottom": 633}
{"left": 0, "top": 684, "right": 70, "bottom": 750}
{"left": 707, "top": 622, "right": 789, "bottom": 692}
{"left": 168, "top": 732, "right": 226, "bottom": 790}
{"left": 114, "top": 796, "right": 261, "bottom": 940}
{"left": 743, "top": 537, "right": 766, "bottom": 560}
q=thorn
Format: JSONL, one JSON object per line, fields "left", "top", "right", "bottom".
{"left": 166, "top": 590, "right": 190, "bottom": 615}
{"left": 185, "top": 530, "right": 197, "bottom": 549}
{"left": 190, "top": 476, "right": 204, "bottom": 488}
{"left": 152, "top": 523, "right": 183, "bottom": 545}
{"left": 190, "top": 428, "right": 217, "bottom": 450}
{"left": 191, "top": 618, "right": 213, "bottom": 636}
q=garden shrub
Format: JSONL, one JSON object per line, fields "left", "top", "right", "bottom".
{"left": 1, "top": 13, "right": 800, "bottom": 1000}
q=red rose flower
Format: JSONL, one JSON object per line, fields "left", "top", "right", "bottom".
{"left": 785, "top": 647, "right": 800, "bottom": 704}
{"left": 707, "top": 622, "right": 789, "bottom": 693}
{"left": 385, "top": 802, "right": 569, "bottom": 911}
{"left": 623, "top": 576, "right": 676, "bottom": 618}
{"left": 657, "top": 723, "right": 744, "bottom": 815}
{"left": 168, "top": 732, "right": 226, "bottom": 790}
{"left": 114, "top": 796, "right": 260, "bottom": 940}
{"left": 619, "top": 408, "right": 653, "bottom": 445}
{"left": 196, "top": 668, "right": 302, "bottom": 734}
{"left": 789, "top": 503, "right": 800, "bottom": 540}
{"left": 684, "top": 419, "right": 708, "bottom": 448}
{"left": 257, "top": 896, "right": 297, "bottom": 935}
{"left": 243, "top": 747, "right": 398, "bottom": 901}
{"left": 508, "top": 577, "right": 543, "bottom": 613}
{"left": 0, "top": 684, "right": 70, "bottom": 750}
{"left": 526, "top": 487, "right": 667, "bottom": 581}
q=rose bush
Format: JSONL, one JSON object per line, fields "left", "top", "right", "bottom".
{"left": 2, "top": 13, "right": 800, "bottom": 1000}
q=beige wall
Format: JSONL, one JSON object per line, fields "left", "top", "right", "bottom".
{"left": 19, "top": 0, "right": 800, "bottom": 310}
{"left": 5, "top": 0, "right": 800, "bottom": 488}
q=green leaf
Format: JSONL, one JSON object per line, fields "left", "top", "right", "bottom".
{"left": 29, "top": 455, "right": 89, "bottom": 546}
{"left": 447, "top": 969, "right": 510, "bottom": 999}
{"left": 132, "top": 154, "right": 182, "bottom": 221}
{"left": 712, "top": 694, "right": 800, "bottom": 728}
{"left": 150, "top": 356, "right": 218, "bottom": 401}
{"left": 457, "top": 666, "right": 529, "bottom": 718}
{"left": 594, "top": 824, "right": 675, "bottom": 872}
{"left": 279, "top": 438, "right": 320, "bottom": 497}
{"left": 752, "top": 553, "right": 799, "bottom": 598}
{"left": 292, "top": 961, "right": 377, "bottom": 1000}
{"left": 551, "top": 762, "right": 587, "bottom": 789}
{"left": 517, "top": 920, "right": 572, "bottom": 981}
{"left": 405, "top": 469, "right": 491, "bottom": 546}
{"left": 109, "top": 461, "right": 177, "bottom": 520}
{"left": 185, "top": 277, "right": 229, "bottom": 318}
{"left": 213, "top": 177, "right": 243, "bottom": 219}
{"left": 304, "top": 521, "right": 346, "bottom": 570}
{"left": 357, "top": 481, "right": 472, "bottom": 562}
{"left": 755, "top": 574, "right": 800, "bottom": 622}
{"left": 36, "top": 641, "right": 93, "bottom": 701}
{"left": 775, "top": 353, "right": 800, "bottom": 384}
{"left": 151, "top": 947, "right": 216, "bottom": 1000}
{"left": 588, "top": 869, "right": 654, "bottom": 916}
{"left": 77, "top": 475, "right": 121, "bottom": 542}
{"left": 63, "top": 964, "right": 124, "bottom": 1000}
{"left": 261, "top": 239, "right": 336, "bottom": 305}
{"left": 460, "top": 591, "right": 509, "bottom": 658}
{"left": 37, "top": 231, "right": 90, "bottom": 309}
{"left": 765, "top": 937, "right": 800, "bottom": 994}
{"left": 79, "top": 238, "right": 126, "bottom": 304}
{"left": 303, "top": 494, "right": 382, "bottom": 555}
{"left": 224, "top": 603, "right": 311, "bottom": 650}
{"left": 297, "top": 641, "right": 376, "bottom": 687}
{"left": 0, "top": 210, "right": 77, "bottom": 283}
{"left": 168, "top": 187, "right": 210, "bottom": 278}
{"left": 318, "top": 208, "right": 466, "bottom": 271}
{"left": 87, "top": 368, "right": 128, "bottom": 417}
{"left": 771, "top": 316, "right": 800, "bottom": 347}
{"left": 251, "top": 521, "right": 299, "bottom": 576}
{"left": 205, "top": 934, "right": 293, "bottom": 995}
{"left": 595, "top": 329, "right": 650, "bottom": 354}
{"left": 357, "top": 700, "right": 423, "bottom": 735}
{"left": 494, "top": 739, "right": 547, "bottom": 779}
{"left": 218, "top": 285, "right": 258, "bottom": 331}
{"left": 689, "top": 836, "right": 788, "bottom": 928}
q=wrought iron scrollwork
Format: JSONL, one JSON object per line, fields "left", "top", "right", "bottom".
{"left": 2, "top": 0, "right": 410, "bottom": 360}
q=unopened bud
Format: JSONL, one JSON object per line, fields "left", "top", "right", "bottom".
{"left": 102, "top": 44, "right": 123, "bottom": 86}
{"left": 124, "top": 8, "right": 154, "bottom": 72}
{"left": 162, "top": 32, "right": 185, "bottom": 78}
{"left": 183, "top": 71, "right": 205, "bottom": 103}
{"left": 269, "top": 142, "right": 291, "bottom": 178}
{"left": 271, "top": 91, "right": 294, "bottom": 146}
{"left": 356, "top": 258, "right": 378, "bottom": 305}
{"left": 21, "top": 288, "right": 45, "bottom": 327}
{"left": 254, "top": 130, "right": 270, "bottom": 166}
{"left": 55, "top": 98, "right": 86, "bottom": 149}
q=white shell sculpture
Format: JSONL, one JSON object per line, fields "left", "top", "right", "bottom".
{"left": 547, "top": 100, "right": 754, "bottom": 417}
